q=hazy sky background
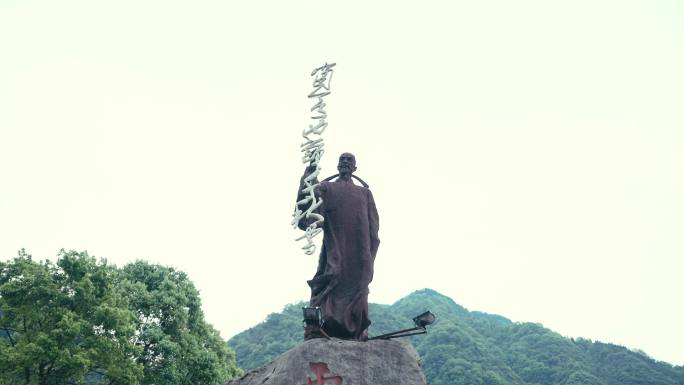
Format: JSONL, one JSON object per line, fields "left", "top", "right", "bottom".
{"left": 1, "top": 0, "right": 682, "bottom": 366}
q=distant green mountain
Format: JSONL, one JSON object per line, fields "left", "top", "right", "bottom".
{"left": 227, "top": 289, "right": 684, "bottom": 385}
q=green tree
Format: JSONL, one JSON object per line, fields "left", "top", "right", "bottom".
{"left": 0, "top": 250, "right": 142, "bottom": 385}
{"left": 1, "top": 251, "right": 241, "bottom": 385}
{"left": 119, "top": 261, "right": 241, "bottom": 385}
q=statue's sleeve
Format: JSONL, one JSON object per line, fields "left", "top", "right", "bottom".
{"left": 295, "top": 167, "right": 325, "bottom": 231}
{"left": 368, "top": 189, "right": 380, "bottom": 258}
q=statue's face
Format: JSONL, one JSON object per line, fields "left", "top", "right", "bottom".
{"left": 337, "top": 153, "right": 357, "bottom": 175}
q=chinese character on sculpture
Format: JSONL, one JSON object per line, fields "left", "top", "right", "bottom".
{"left": 295, "top": 153, "right": 380, "bottom": 341}
{"left": 302, "top": 362, "right": 343, "bottom": 385}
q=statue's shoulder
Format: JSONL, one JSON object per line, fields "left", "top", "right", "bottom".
{"left": 352, "top": 183, "right": 372, "bottom": 197}
{"left": 316, "top": 181, "right": 331, "bottom": 193}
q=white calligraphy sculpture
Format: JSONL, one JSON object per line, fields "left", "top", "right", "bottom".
{"left": 292, "top": 62, "right": 336, "bottom": 255}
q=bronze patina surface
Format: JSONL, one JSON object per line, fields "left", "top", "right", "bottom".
{"left": 296, "top": 153, "right": 380, "bottom": 341}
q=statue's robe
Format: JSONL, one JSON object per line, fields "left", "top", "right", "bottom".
{"left": 296, "top": 169, "right": 380, "bottom": 340}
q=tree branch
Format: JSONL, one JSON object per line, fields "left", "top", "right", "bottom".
{"left": 40, "top": 359, "right": 56, "bottom": 385}
{"left": 1, "top": 326, "right": 16, "bottom": 347}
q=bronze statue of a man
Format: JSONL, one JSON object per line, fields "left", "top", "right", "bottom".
{"left": 296, "top": 153, "right": 380, "bottom": 340}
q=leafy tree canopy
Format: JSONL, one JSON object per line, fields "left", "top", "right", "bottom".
{"left": 0, "top": 250, "right": 240, "bottom": 385}
{"left": 120, "top": 260, "right": 241, "bottom": 385}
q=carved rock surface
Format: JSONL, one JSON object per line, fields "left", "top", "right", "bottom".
{"left": 225, "top": 338, "right": 426, "bottom": 385}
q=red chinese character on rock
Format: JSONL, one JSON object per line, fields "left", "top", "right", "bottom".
{"left": 302, "top": 362, "right": 343, "bottom": 385}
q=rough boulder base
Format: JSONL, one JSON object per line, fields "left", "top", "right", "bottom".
{"left": 225, "top": 338, "right": 426, "bottom": 385}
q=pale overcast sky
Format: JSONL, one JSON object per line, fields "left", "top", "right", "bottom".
{"left": 1, "top": 0, "right": 682, "bottom": 366}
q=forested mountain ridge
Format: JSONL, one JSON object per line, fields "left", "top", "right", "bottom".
{"left": 228, "top": 289, "right": 684, "bottom": 385}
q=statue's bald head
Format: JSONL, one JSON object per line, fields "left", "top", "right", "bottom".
{"left": 340, "top": 152, "right": 356, "bottom": 165}
{"left": 338, "top": 152, "right": 357, "bottom": 175}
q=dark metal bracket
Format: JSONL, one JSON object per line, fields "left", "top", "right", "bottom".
{"left": 321, "top": 174, "right": 370, "bottom": 188}
{"left": 368, "top": 326, "right": 427, "bottom": 341}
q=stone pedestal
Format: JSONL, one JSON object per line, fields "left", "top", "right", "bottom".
{"left": 225, "top": 338, "right": 426, "bottom": 385}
